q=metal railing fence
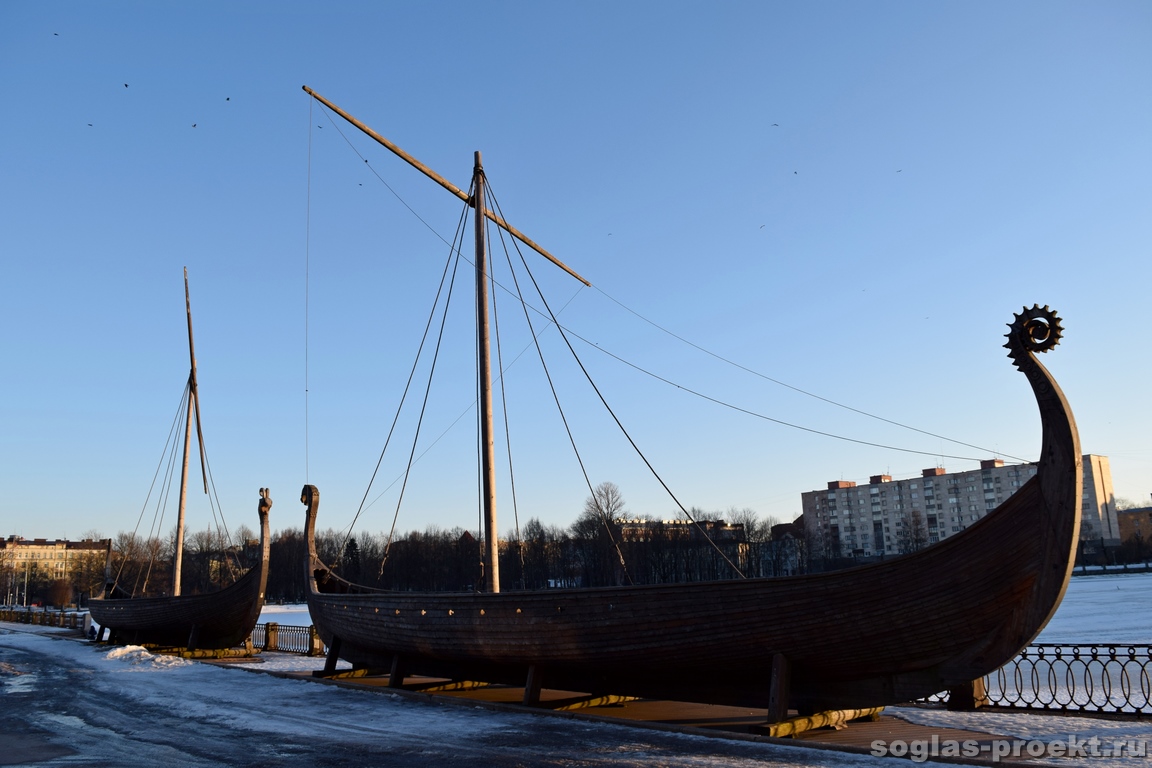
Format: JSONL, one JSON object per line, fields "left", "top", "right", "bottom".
{"left": 252, "top": 622, "right": 325, "bottom": 656}
{"left": 984, "top": 644, "right": 1151, "bottom": 714}
{"left": 920, "top": 643, "right": 1151, "bottom": 715}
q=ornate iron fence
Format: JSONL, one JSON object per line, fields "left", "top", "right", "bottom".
{"left": 251, "top": 622, "right": 324, "bottom": 656}
{"left": 985, "top": 644, "right": 1151, "bottom": 714}
{"left": 919, "top": 644, "right": 1151, "bottom": 715}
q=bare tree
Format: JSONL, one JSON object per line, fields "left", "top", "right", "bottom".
{"left": 584, "top": 481, "right": 627, "bottom": 521}
{"left": 898, "top": 509, "right": 930, "bottom": 554}
{"left": 725, "top": 507, "right": 776, "bottom": 543}
{"left": 573, "top": 482, "right": 629, "bottom": 586}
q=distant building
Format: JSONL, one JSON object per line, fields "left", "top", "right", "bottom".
{"left": 616, "top": 518, "right": 746, "bottom": 543}
{"left": 1118, "top": 507, "right": 1152, "bottom": 544}
{"left": 1, "top": 536, "right": 110, "bottom": 606}
{"left": 801, "top": 455, "right": 1119, "bottom": 562}
{"left": 763, "top": 517, "right": 806, "bottom": 577}
{"left": 1081, "top": 455, "right": 1122, "bottom": 544}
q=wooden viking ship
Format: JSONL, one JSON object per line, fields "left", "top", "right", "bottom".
{"left": 88, "top": 271, "right": 271, "bottom": 651}
{"left": 299, "top": 86, "right": 1081, "bottom": 713}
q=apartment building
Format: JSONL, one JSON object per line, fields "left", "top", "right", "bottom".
{"left": 801, "top": 454, "right": 1119, "bottom": 560}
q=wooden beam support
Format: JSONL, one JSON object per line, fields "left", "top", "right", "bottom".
{"left": 766, "top": 653, "right": 791, "bottom": 724}
{"left": 186, "top": 624, "right": 200, "bottom": 652}
{"left": 947, "top": 678, "right": 989, "bottom": 710}
{"left": 522, "top": 664, "right": 543, "bottom": 706}
{"left": 323, "top": 635, "right": 342, "bottom": 676}
{"left": 388, "top": 654, "right": 405, "bottom": 688}
{"left": 547, "top": 693, "right": 638, "bottom": 711}
{"left": 759, "top": 707, "right": 884, "bottom": 738}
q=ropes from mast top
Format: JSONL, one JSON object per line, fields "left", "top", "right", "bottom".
{"left": 340, "top": 204, "right": 473, "bottom": 573}
{"left": 484, "top": 182, "right": 636, "bottom": 584}
{"left": 484, "top": 179, "right": 740, "bottom": 579}
{"left": 305, "top": 85, "right": 1022, "bottom": 465}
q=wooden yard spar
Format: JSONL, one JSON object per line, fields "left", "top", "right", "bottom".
{"left": 300, "top": 86, "right": 1082, "bottom": 714}
{"left": 88, "top": 270, "right": 271, "bottom": 651}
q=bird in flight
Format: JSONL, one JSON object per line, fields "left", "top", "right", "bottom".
{"left": 192, "top": 123, "right": 197, "bottom": 128}
{"left": 124, "top": 83, "right": 128, "bottom": 88}
{"left": 771, "top": 123, "right": 779, "bottom": 127}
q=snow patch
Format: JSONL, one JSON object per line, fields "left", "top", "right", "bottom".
{"left": 105, "top": 645, "right": 192, "bottom": 669}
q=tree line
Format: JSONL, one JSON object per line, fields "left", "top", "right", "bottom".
{"left": 4, "top": 483, "right": 803, "bottom": 604}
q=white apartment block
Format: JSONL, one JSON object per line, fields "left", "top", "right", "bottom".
{"left": 802, "top": 455, "right": 1119, "bottom": 559}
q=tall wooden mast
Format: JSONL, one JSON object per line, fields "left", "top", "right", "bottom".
{"left": 300, "top": 86, "right": 591, "bottom": 594}
{"left": 474, "top": 153, "right": 500, "bottom": 593}
{"left": 173, "top": 268, "right": 208, "bottom": 597}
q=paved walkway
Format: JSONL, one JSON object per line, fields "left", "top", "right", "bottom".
{"left": 270, "top": 669, "right": 1029, "bottom": 765}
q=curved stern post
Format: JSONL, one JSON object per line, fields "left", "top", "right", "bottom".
{"left": 1004, "top": 306, "right": 1083, "bottom": 643}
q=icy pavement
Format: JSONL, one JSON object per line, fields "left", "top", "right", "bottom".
{"left": 0, "top": 626, "right": 920, "bottom": 767}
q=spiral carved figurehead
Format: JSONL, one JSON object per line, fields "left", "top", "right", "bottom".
{"left": 1004, "top": 305, "right": 1063, "bottom": 370}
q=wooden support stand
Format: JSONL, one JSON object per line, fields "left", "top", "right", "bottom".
{"left": 523, "top": 665, "right": 543, "bottom": 706}
{"left": 766, "top": 653, "right": 790, "bottom": 724}
{"left": 388, "top": 654, "right": 405, "bottom": 687}
{"left": 759, "top": 707, "right": 884, "bottom": 738}
{"left": 946, "top": 678, "right": 989, "bottom": 710}
{"left": 546, "top": 693, "right": 638, "bottom": 711}
{"left": 322, "top": 635, "right": 342, "bottom": 676}
{"left": 312, "top": 667, "right": 389, "bottom": 680}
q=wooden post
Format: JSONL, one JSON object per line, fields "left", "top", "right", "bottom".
{"left": 767, "top": 653, "right": 791, "bottom": 724}
{"left": 388, "top": 654, "right": 405, "bottom": 688}
{"left": 523, "top": 665, "right": 543, "bottom": 706}
{"left": 947, "top": 678, "right": 989, "bottom": 710}
{"left": 265, "top": 622, "right": 279, "bottom": 651}
{"left": 323, "top": 635, "right": 342, "bottom": 675}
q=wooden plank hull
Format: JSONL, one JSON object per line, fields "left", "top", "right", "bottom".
{"left": 90, "top": 493, "right": 271, "bottom": 651}
{"left": 304, "top": 307, "right": 1081, "bottom": 710}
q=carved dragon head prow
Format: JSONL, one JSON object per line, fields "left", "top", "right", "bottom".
{"left": 1004, "top": 304, "right": 1063, "bottom": 369}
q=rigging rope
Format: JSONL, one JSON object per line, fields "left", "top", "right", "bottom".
{"left": 485, "top": 187, "right": 528, "bottom": 589}
{"left": 486, "top": 182, "right": 740, "bottom": 579}
{"left": 310, "top": 98, "right": 1026, "bottom": 467}
{"left": 485, "top": 185, "right": 637, "bottom": 583}
{"left": 335, "top": 204, "right": 471, "bottom": 573}
{"left": 305, "top": 96, "right": 314, "bottom": 483}
{"left": 115, "top": 380, "right": 188, "bottom": 595}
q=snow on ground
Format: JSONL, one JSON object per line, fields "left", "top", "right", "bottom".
{"left": 0, "top": 627, "right": 917, "bottom": 767}
{"left": 888, "top": 706, "right": 1152, "bottom": 767}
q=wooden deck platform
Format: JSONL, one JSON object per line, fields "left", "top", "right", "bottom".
{"left": 266, "top": 670, "right": 1031, "bottom": 764}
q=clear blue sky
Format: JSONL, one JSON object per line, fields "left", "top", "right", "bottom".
{"left": 2, "top": 2, "right": 1149, "bottom": 543}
